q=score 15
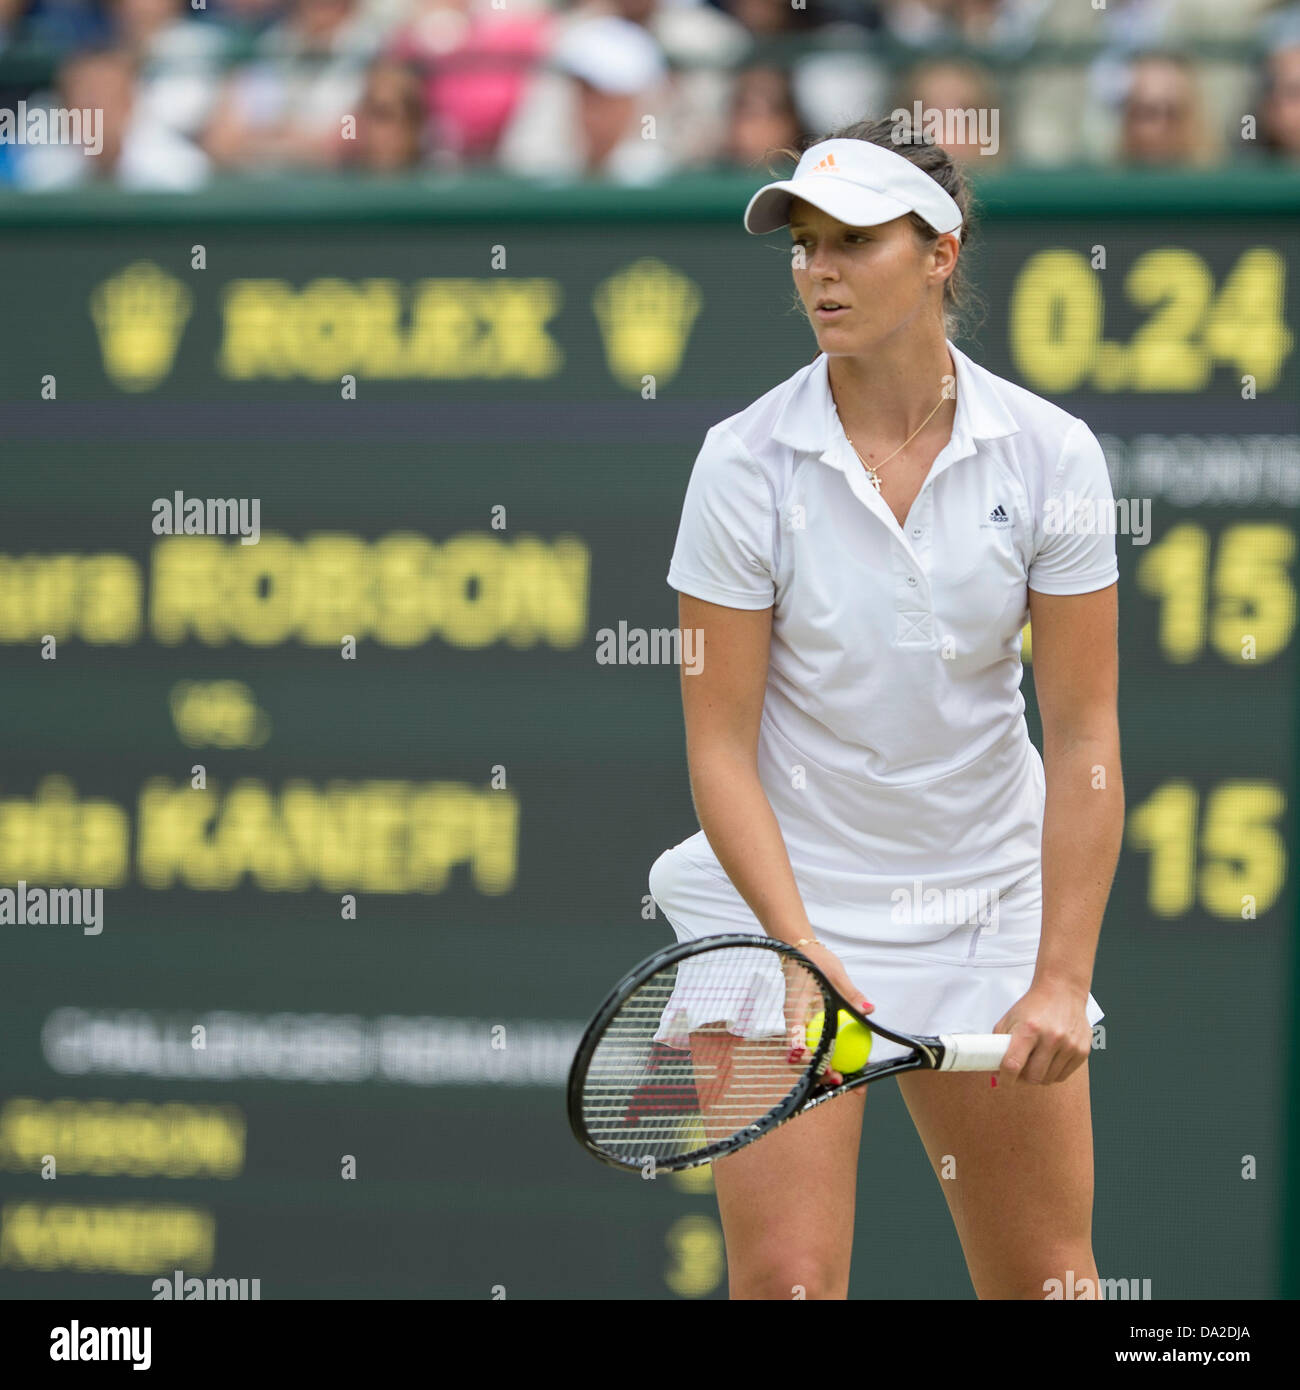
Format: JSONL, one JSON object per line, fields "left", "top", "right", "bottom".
{"left": 1127, "top": 780, "right": 1286, "bottom": 920}
{"left": 1136, "top": 522, "right": 1296, "bottom": 664}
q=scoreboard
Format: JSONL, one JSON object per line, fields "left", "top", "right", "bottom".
{"left": 0, "top": 171, "right": 1295, "bottom": 1298}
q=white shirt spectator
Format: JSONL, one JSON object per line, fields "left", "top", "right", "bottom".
{"left": 497, "top": 14, "right": 676, "bottom": 182}
{"left": 17, "top": 113, "right": 210, "bottom": 190}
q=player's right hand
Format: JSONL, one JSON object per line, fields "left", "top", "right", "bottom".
{"left": 789, "top": 940, "right": 873, "bottom": 1088}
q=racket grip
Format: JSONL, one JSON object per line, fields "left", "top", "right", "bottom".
{"left": 935, "top": 1033, "right": 1011, "bottom": 1072}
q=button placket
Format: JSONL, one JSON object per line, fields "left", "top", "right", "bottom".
{"left": 893, "top": 529, "right": 933, "bottom": 648}
{"left": 906, "top": 484, "right": 933, "bottom": 569}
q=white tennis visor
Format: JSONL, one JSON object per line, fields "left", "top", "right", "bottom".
{"left": 743, "top": 137, "right": 963, "bottom": 237}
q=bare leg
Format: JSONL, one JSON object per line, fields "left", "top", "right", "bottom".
{"left": 710, "top": 1087, "right": 869, "bottom": 1300}
{"left": 897, "top": 1062, "right": 1097, "bottom": 1299}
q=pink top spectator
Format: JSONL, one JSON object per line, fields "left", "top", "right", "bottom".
{"left": 390, "top": 4, "right": 554, "bottom": 163}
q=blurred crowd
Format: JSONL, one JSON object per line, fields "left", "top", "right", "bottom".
{"left": 0, "top": 0, "right": 1298, "bottom": 189}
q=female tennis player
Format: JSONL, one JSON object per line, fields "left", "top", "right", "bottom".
{"left": 647, "top": 117, "right": 1123, "bottom": 1300}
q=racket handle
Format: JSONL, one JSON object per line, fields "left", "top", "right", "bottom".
{"left": 935, "top": 1033, "right": 1011, "bottom": 1072}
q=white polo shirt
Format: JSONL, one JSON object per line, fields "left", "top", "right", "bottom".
{"left": 664, "top": 339, "right": 1119, "bottom": 943}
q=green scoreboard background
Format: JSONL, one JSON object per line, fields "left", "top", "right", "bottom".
{"left": 0, "top": 170, "right": 1296, "bottom": 1299}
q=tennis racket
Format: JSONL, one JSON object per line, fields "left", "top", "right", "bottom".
{"left": 568, "top": 932, "right": 1011, "bottom": 1174}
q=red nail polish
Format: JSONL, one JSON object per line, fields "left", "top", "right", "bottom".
{"left": 990, "top": 1075, "right": 998, "bottom": 1088}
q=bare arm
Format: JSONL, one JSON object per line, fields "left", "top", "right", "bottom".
{"left": 1028, "top": 581, "right": 1124, "bottom": 997}
{"left": 678, "top": 592, "right": 871, "bottom": 1022}
{"left": 995, "top": 581, "right": 1123, "bottom": 1085}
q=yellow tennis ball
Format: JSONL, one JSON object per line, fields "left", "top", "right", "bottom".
{"left": 805, "top": 1009, "right": 872, "bottom": 1074}
{"left": 831, "top": 1018, "right": 873, "bottom": 1074}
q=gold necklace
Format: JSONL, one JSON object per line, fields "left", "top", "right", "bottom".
{"left": 843, "top": 389, "right": 951, "bottom": 493}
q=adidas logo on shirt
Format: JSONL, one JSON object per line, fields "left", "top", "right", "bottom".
{"left": 981, "top": 504, "right": 1013, "bottom": 530}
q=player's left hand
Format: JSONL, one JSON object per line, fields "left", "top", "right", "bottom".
{"left": 992, "top": 982, "right": 1093, "bottom": 1086}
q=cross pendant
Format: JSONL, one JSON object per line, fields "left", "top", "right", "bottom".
{"left": 868, "top": 471, "right": 882, "bottom": 492}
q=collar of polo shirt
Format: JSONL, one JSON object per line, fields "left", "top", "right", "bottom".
{"left": 770, "top": 340, "right": 1020, "bottom": 466}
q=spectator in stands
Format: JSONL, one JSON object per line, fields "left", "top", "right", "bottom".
{"left": 0, "top": 0, "right": 30, "bottom": 185}
{"left": 630, "top": 0, "right": 750, "bottom": 63}
{"left": 0, "top": 0, "right": 19, "bottom": 182}
{"left": 877, "top": 0, "right": 948, "bottom": 44}
{"left": 496, "top": 0, "right": 750, "bottom": 174}
{"left": 722, "top": 63, "right": 804, "bottom": 169}
{"left": 209, "top": 0, "right": 289, "bottom": 36}
{"left": 1118, "top": 51, "right": 1218, "bottom": 165}
{"left": 1026, "top": 0, "right": 1276, "bottom": 165}
{"left": 107, "top": 0, "right": 226, "bottom": 142}
{"left": 497, "top": 14, "right": 673, "bottom": 182}
{"left": 877, "top": 0, "right": 1036, "bottom": 51}
{"left": 711, "top": 0, "right": 882, "bottom": 36}
{"left": 387, "top": 0, "right": 552, "bottom": 169}
{"left": 344, "top": 54, "right": 425, "bottom": 170}
{"left": 713, "top": 0, "right": 799, "bottom": 34}
{"left": 713, "top": 0, "right": 887, "bottom": 143}
{"left": 16, "top": 44, "right": 211, "bottom": 187}
{"left": 1259, "top": 25, "right": 1300, "bottom": 160}
{"left": 690, "top": 0, "right": 864, "bottom": 28}
{"left": 1032, "top": 0, "right": 1283, "bottom": 46}
{"left": 1, "top": 0, "right": 29, "bottom": 51}
{"left": 612, "top": 0, "right": 750, "bottom": 169}
{"left": 14, "top": 0, "right": 113, "bottom": 51}
{"left": 894, "top": 56, "right": 1007, "bottom": 165}
{"left": 202, "top": 0, "right": 383, "bottom": 172}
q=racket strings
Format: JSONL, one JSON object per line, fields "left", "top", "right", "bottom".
{"left": 579, "top": 946, "right": 827, "bottom": 1167}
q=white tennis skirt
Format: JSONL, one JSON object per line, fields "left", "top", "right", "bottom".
{"left": 648, "top": 838, "right": 1103, "bottom": 1064}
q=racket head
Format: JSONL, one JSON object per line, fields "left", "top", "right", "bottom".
{"left": 567, "top": 934, "right": 838, "bottom": 1173}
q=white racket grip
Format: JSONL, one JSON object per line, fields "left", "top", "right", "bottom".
{"left": 936, "top": 1033, "right": 1011, "bottom": 1072}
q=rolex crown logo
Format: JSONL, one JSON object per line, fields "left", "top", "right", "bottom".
{"left": 89, "top": 261, "right": 193, "bottom": 392}
{"left": 592, "top": 258, "right": 702, "bottom": 390}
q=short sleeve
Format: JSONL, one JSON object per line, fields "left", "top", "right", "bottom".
{"left": 666, "top": 425, "right": 776, "bottom": 609}
{"left": 1027, "top": 417, "right": 1121, "bottom": 596}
